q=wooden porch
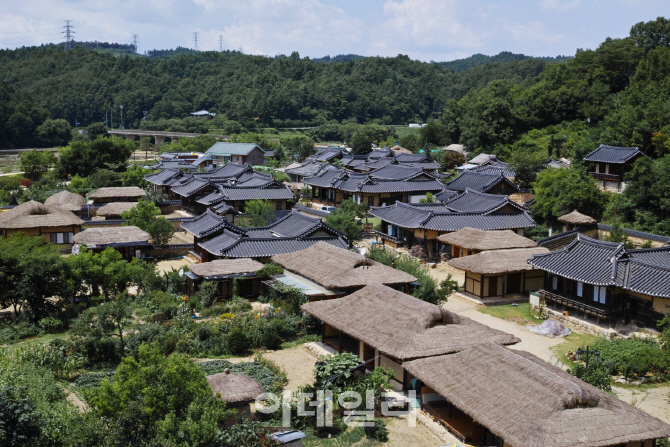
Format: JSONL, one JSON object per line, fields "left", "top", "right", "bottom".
{"left": 539, "top": 289, "right": 612, "bottom": 325}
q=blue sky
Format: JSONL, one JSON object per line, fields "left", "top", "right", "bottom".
{"left": 0, "top": 0, "right": 666, "bottom": 61}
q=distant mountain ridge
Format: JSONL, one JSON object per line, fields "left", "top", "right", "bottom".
{"left": 437, "top": 51, "right": 571, "bottom": 72}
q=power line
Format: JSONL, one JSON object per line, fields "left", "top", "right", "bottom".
{"left": 219, "top": 35, "right": 224, "bottom": 52}
{"left": 131, "top": 34, "right": 139, "bottom": 54}
{"left": 193, "top": 32, "right": 198, "bottom": 51}
{"left": 61, "top": 20, "right": 75, "bottom": 49}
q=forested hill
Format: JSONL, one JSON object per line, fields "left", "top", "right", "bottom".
{"left": 0, "top": 47, "right": 550, "bottom": 137}
{"left": 438, "top": 51, "right": 570, "bottom": 72}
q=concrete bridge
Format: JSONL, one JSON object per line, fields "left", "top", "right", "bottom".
{"left": 108, "top": 130, "right": 229, "bottom": 145}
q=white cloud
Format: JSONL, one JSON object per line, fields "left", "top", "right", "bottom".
{"left": 509, "top": 20, "right": 565, "bottom": 44}
{"left": 541, "top": 0, "right": 582, "bottom": 12}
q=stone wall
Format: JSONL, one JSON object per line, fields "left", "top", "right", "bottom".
{"left": 541, "top": 307, "right": 618, "bottom": 339}
{"left": 597, "top": 230, "right": 665, "bottom": 248}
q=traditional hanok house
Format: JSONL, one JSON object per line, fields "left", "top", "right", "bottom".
{"left": 194, "top": 210, "right": 349, "bottom": 262}
{"left": 584, "top": 144, "right": 649, "bottom": 192}
{"left": 445, "top": 170, "right": 519, "bottom": 195}
{"left": 0, "top": 201, "right": 83, "bottom": 246}
{"left": 310, "top": 146, "right": 347, "bottom": 163}
{"left": 441, "top": 188, "right": 527, "bottom": 215}
{"left": 392, "top": 154, "right": 441, "bottom": 172}
{"left": 181, "top": 209, "right": 247, "bottom": 262}
{"left": 557, "top": 209, "right": 597, "bottom": 232}
{"left": 435, "top": 188, "right": 460, "bottom": 202}
{"left": 270, "top": 241, "right": 416, "bottom": 299}
{"left": 72, "top": 226, "right": 152, "bottom": 260}
{"left": 340, "top": 154, "right": 369, "bottom": 172}
{"left": 146, "top": 159, "right": 198, "bottom": 172}
{"left": 144, "top": 168, "right": 183, "bottom": 195}
{"left": 207, "top": 369, "right": 264, "bottom": 427}
{"left": 94, "top": 202, "right": 138, "bottom": 220}
{"left": 369, "top": 195, "right": 536, "bottom": 257}
{"left": 213, "top": 175, "right": 294, "bottom": 212}
{"left": 89, "top": 187, "right": 147, "bottom": 204}
{"left": 437, "top": 227, "right": 537, "bottom": 259}
{"left": 171, "top": 177, "right": 218, "bottom": 212}
{"left": 528, "top": 234, "right": 670, "bottom": 329}
{"left": 471, "top": 164, "right": 516, "bottom": 181}
{"left": 206, "top": 142, "right": 265, "bottom": 166}
{"left": 449, "top": 247, "right": 549, "bottom": 299}
{"left": 403, "top": 343, "right": 670, "bottom": 447}
{"left": 456, "top": 153, "right": 507, "bottom": 172}
{"left": 301, "top": 283, "right": 519, "bottom": 390}
{"left": 283, "top": 160, "right": 338, "bottom": 184}
{"left": 304, "top": 168, "right": 444, "bottom": 209}
{"left": 389, "top": 145, "right": 412, "bottom": 155}
{"left": 186, "top": 258, "right": 264, "bottom": 299}
{"left": 44, "top": 191, "right": 86, "bottom": 217}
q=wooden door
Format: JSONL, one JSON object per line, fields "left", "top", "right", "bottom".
{"left": 363, "top": 343, "right": 375, "bottom": 371}
{"left": 488, "top": 277, "right": 498, "bottom": 297}
{"left": 507, "top": 273, "right": 521, "bottom": 294}
{"left": 453, "top": 246, "right": 460, "bottom": 258}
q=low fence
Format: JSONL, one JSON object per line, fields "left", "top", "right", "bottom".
{"left": 145, "top": 243, "right": 194, "bottom": 257}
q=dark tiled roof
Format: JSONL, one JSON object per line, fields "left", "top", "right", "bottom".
{"left": 369, "top": 201, "right": 535, "bottom": 232}
{"left": 368, "top": 164, "right": 430, "bottom": 180}
{"left": 302, "top": 168, "right": 344, "bottom": 188}
{"left": 472, "top": 164, "right": 516, "bottom": 178}
{"left": 358, "top": 178, "right": 444, "bottom": 194}
{"left": 367, "top": 148, "right": 392, "bottom": 159}
{"left": 528, "top": 235, "right": 626, "bottom": 286}
{"left": 530, "top": 234, "right": 670, "bottom": 297}
{"left": 341, "top": 155, "right": 368, "bottom": 168}
{"left": 144, "top": 168, "right": 182, "bottom": 186}
{"left": 359, "top": 158, "right": 395, "bottom": 171}
{"left": 199, "top": 230, "right": 349, "bottom": 258}
{"left": 196, "top": 191, "right": 226, "bottom": 206}
{"left": 181, "top": 209, "right": 246, "bottom": 238}
{"left": 212, "top": 202, "right": 238, "bottom": 214}
{"left": 583, "top": 144, "right": 647, "bottom": 164}
{"left": 245, "top": 210, "right": 344, "bottom": 238}
{"left": 304, "top": 168, "right": 442, "bottom": 194}
{"left": 435, "top": 189, "right": 459, "bottom": 202}
{"left": 536, "top": 229, "right": 582, "bottom": 251}
{"left": 218, "top": 182, "right": 294, "bottom": 201}
{"left": 443, "top": 188, "right": 525, "bottom": 213}
{"left": 284, "top": 160, "right": 332, "bottom": 177}
{"left": 445, "top": 170, "right": 519, "bottom": 193}
{"left": 192, "top": 163, "right": 252, "bottom": 179}
{"left": 311, "top": 147, "right": 345, "bottom": 162}
{"left": 171, "top": 177, "right": 212, "bottom": 197}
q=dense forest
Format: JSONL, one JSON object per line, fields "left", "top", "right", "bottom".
{"left": 437, "top": 51, "right": 570, "bottom": 72}
{"left": 0, "top": 44, "right": 559, "bottom": 148}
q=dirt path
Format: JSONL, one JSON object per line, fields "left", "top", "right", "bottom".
{"left": 613, "top": 385, "right": 670, "bottom": 424}
{"left": 263, "top": 346, "right": 317, "bottom": 392}
{"left": 384, "top": 416, "right": 447, "bottom": 447}
{"left": 442, "top": 293, "right": 565, "bottom": 363}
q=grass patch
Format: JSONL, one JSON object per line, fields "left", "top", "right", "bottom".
{"left": 303, "top": 426, "right": 381, "bottom": 447}
{"left": 3, "top": 331, "right": 72, "bottom": 351}
{"left": 550, "top": 332, "right": 603, "bottom": 367}
{"left": 280, "top": 334, "right": 321, "bottom": 349}
{"left": 478, "top": 303, "right": 543, "bottom": 326}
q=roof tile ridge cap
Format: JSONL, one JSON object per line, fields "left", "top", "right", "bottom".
{"left": 627, "top": 258, "right": 670, "bottom": 271}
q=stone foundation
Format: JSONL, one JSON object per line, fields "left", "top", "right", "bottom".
{"left": 542, "top": 308, "right": 618, "bottom": 339}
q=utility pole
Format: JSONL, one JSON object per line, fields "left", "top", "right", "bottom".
{"left": 131, "top": 34, "right": 139, "bottom": 54}
{"left": 105, "top": 110, "right": 108, "bottom": 129}
{"left": 110, "top": 108, "right": 113, "bottom": 129}
{"left": 62, "top": 20, "right": 75, "bottom": 49}
{"left": 219, "top": 35, "right": 224, "bottom": 52}
{"left": 193, "top": 32, "right": 199, "bottom": 51}
{"left": 119, "top": 105, "right": 124, "bottom": 130}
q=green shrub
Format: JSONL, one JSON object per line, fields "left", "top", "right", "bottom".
{"left": 315, "top": 352, "right": 362, "bottom": 391}
{"left": 228, "top": 329, "right": 250, "bottom": 355}
{"left": 592, "top": 337, "right": 668, "bottom": 377}
{"left": 269, "top": 318, "right": 297, "bottom": 339}
{"left": 261, "top": 330, "right": 282, "bottom": 350}
{"left": 364, "top": 418, "right": 389, "bottom": 442}
{"left": 256, "top": 262, "right": 284, "bottom": 280}
{"left": 194, "top": 281, "right": 219, "bottom": 309}
{"left": 199, "top": 304, "right": 230, "bottom": 318}
{"left": 0, "top": 386, "right": 43, "bottom": 446}
{"left": 38, "top": 317, "right": 63, "bottom": 334}
{"left": 73, "top": 371, "right": 116, "bottom": 388}
{"left": 0, "top": 322, "right": 40, "bottom": 343}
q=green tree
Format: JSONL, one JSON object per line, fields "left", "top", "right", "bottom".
{"left": 19, "top": 149, "right": 57, "bottom": 180}
{"left": 0, "top": 386, "right": 43, "bottom": 446}
{"left": 441, "top": 150, "right": 466, "bottom": 170}
{"left": 0, "top": 234, "right": 66, "bottom": 320}
{"left": 84, "top": 122, "right": 109, "bottom": 140}
{"left": 89, "top": 344, "right": 234, "bottom": 445}
{"left": 324, "top": 199, "right": 362, "bottom": 243}
{"left": 71, "top": 296, "right": 133, "bottom": 356}
{"left": 64, "top": 247, "right": 134, "bottom": 301}
{"left": 121, "top": 165, "right": 155, "bottom": 187}
{"left": 283, "top": 134, "right": 315, "bottom": 161}
{"left": 532, "top": 167, "right": 605, "bottom": 225}
{"left": 509, "top": 149, "right": 547, "bottom": 188}
{"left": 242, "top": 199, "right": 276, "bottom": 227}
{"left": 120, "top": 199, "right": 175, "bottom": 246}
{"left": 419, "top": 192, "right": 436, "bottom": 203}
{"left": 35, "top": 118, "right": 72, "bottom": 147}
{"left": 56, "top": 136, "right": 134, "bottom": 178}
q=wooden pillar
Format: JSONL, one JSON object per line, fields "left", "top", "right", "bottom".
{"left": 338, "top": 331, "right": 343, "bottom": 353}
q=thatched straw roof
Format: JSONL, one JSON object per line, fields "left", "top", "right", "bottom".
{"left": 95, "top": 202, "right": 139, "bottom": 217}
{"left": 558, "top": 209, "right": 596, "bottom": 225}
{"left": 390, "top": 145, "right": 412, "bottom": 155}
{"left": 436, "top": 227, "right": 537, "bottom": 251}
{"left": 44, "top": 191, "right": 85, "bottom": 212}
{"left": 272, "top": 242, "right": 416, "bottom": 289}
{"left": 190, "top": 258, "right": 264, "bottom": 278}
{"left": 448, "top": 247, "right": 549, "bottom": 274}
{"left": 73, "top": 226, "right": 151, "bottom": 245}
{"left": 301, "top": 283, "right": 519, "bottom": 361}
{"left": 88, "top": 187, "right": 146, "bottom": 199}
{"left": 207, "top": 371, "right": 264, "bottom": 404}
{"left": 404, "top": 343, "right": 670, "bottom": 447}
{"left": 0, "top": 201, "right": 83, "bottom": 229}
